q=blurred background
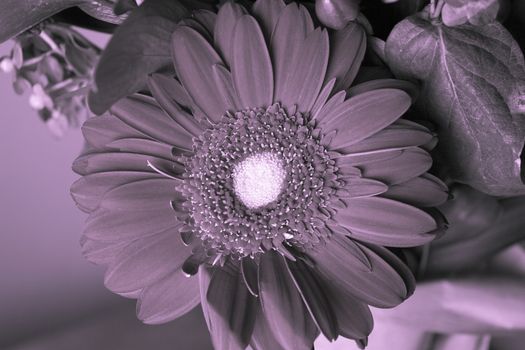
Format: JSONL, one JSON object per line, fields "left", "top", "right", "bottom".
{"left": 0, "top": 31, "right": 212, "bottom": 350}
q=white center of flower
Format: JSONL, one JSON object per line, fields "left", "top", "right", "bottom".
{"left": 232, "top": 152, "right": 286, "bottom": 209}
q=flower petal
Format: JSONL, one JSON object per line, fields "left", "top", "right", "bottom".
{"left": 258, "top": 251, "right": 319, "bottom": 350}
{"left": 321, "top": 89, "right": 412, "bottom": 149}
{"left": 250, "top": 305, "right": 287, "bottom": 350}
{"left": 337, "top": 177, "right": 388, "bottom": 199}
{"left": 71, "top": 171, "right": 160, "bottom": 213}
{"left": 323, "top": 279, "right": 373, "bottom": 340}
{"left": 81, "top": 237, "right": 131, "bottom": 266}
{"left": 147, "top": 74, "right": 207, "bottom": 137}
{"left": 137, "top": 270, "right": 200, "bottom": 324}
{"left": 214, "top": 1, "right": 246, "bottom": 66}
{"left": 100, "top": 178, "right": 179, "bottom": 211}
{"left": 110, "top": 95, "right": 193, "bottom": 148}
{"left": 382, "top": 173, "right": 449, "bottom": 207}
{"left": 252, "top": 0, "right": 286, "bottom": 41}
{"left": 104, "top": 228, "right": 191, "bottom": 293}
{"left": 213, "top": 63, "right": 242, "bottom": 112}
{"left": 359, "top": 147, "right": 432, "bottom": 185}
{"left": 324, "top": 22, "right": 366, "bottom": 92}
{"left": 82, "top": 113, "right": 145, "bottom": 149}
{"left": 172, "top": 25, "right": 228, "bottom": 122}
{"left": 308, "top": 234, "right": 411, "bottom": 307}
{"left": 271, "top": 3, "right": 312, "bottom": 106}
{"left": 286, "top": 259, "right": 338, "bottom": 341}
{"left": 203, "top": 265, "right": 257, "bottom": 350}
{"left": 311, "top": 78, "right": 336, "bottom": 119}
{"left": 347, "top": 78, "right": 419, "bottom": 103}
{"left": 336, "top": 197, "right": 437, "bottom": 247}
{"left": 72, "top": 152, "right": 177, "bottom": 176}
{"left": 106, "top": 138, "right": 176, "bottom": 160}
{"left": 84, "top": 207, "right": 180, "bottom": 242}
{"left": 279, "top": 28, "right": 329, "bottom": 113}
{"left": 338, "top": 121, "right": 434, "bottom": 154}
{"left": 232, "top": 15, "right": 274, "bottom": 109}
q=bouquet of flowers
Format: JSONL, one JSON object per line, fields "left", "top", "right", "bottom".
{"left": 1, "top": 0, "right": 524, "bottom": 349}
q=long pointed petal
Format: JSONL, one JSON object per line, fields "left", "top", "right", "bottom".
{"left": 172, "top": 25, "right": 228, "bottom": 122}
{"left": 252, "top": 0, "right": 286, "bottom": 41}
{"left": 204, "top": 265, "right": 257, "bottom": 350}
{"left": 232, "top": 15, "right": 274, "bottom": 109}
{"left": 336, "top": 197, "right": 437, "bottom": 247}
{"left": 258, "top": 252, "right": 319, "bottom": 350}
{"left": 308, "top": 234, "right": 411, "bottom": 307}
{"left": 324, "top": 22, "right": 366, "bottom": 92}
{"left": 104, "top": 229, "right": 191, "bottom": 293}
{"left": 137, "top": 271, "right": 200, "bottom": 324}
{"left": 214, "top": 1, "right": 246, "bottom": 66}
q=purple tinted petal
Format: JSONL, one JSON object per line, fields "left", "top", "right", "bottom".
{"left": 232, "top": 15, "right": 274, "bottom": 109}
{"left": 382, "top": 173, "right": 449, "bottom": 207}
{"left": 271, "top": 4, "right": 311, "bottom": 107}
{"left": 279, "top": 28, "right": 329, "bottom": 113}
{"left": 172, "top": 25, "right": 228, "bottom": 122}
{"left": 104, "top": 228, "right": 192, "bottom": 293}
{"left": 137, "top": 270, "right": 200, "bottom": 324}
{"left": 82, "top": 113, "right": 145, "bottom": 149}
{"left": 309, "top": 235, "right": 410, "bottom": 307}
{"left": 84, "top": 207, "right": 181, "bottom": 242}
{"left": 81, "top": 237, "right": 130, "bottom": 265}
{"left": 258, "top": 251, "right": 319, "bottom": 350}
{"left": 71, "top": 171, "right": 160, "bottom": 213}
{"left": 337, "top": 177, "right": 388, "bottom": 199}
{"left": 314, "top": 90, "right": 346, "bottom": 123}
{"left": 360, "top": 147, "right": 432, "bottom": 185}
{"left": 72, "top": 152, "right": 177, "bottom": 176}
{"left": 250, "top": 305, "right": 287, "bottom": 350}
{"left": 204, "top": 265, "right": 257, "bottom": 350}
{"left": 285, "top": 260, "right": 338, "bottom": 341}
{"left": 106, "top": 138, "right": 176, "bottom": 160}
{"left": 110, "top": 95, "right": 193, "bottom": 148}
{"left": 100, "top": 178, "right": 179, "bottom": 211}
{"left": 325, "top": 22, "right": 366, "bottom": 92}
{"left": 193, "top": 9, "right": 216, "bottom": 37}
{"left": 311, "top": 78, "right": 336, "bottom": 119}
{"left": 252, "top": 0, "right": 286, "bottom": 41}
{"left": 241, "top": 257, "right": 259, "bottom": 297}
{"left": 214, "top": 2, "right": 246, "bottom": 66}
{"left": 321, "top": 89, "right": 412, "bottom": 149}
{"left": 336, "top": 197, "right": 437, "bottom": 247}
{"left": 322, "top": 280, "right": 373, "bottom": 340}
{"left": 347, "top": 78, "right": 419, "bottom": 102}
{"left": 339, "top": 121, "right": 434, "bottom": 154}
{"left": 213, "top": 63, "right": 242, "bottom": 112}
{"left": 148, "top": 74, "right": 207, "bottom": 137}
{"left": 335, "top": 148, "right": 404, "bottom": 167}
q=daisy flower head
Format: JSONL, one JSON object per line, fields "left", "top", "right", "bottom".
{"left": 72, "top": 0, "right": 448, "bottom": 349}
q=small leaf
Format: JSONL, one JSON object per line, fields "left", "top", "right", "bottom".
{"left": 0, "top": 0, "right": 85, "bottom": 44}
{"left": 385, "top": 13, "right": 525, "bottom": 196}
{"left": 88, "top": 0, "right": 190, "bottom": 114}
{"left": 442, "top": 0, "right": 500, "bottom": 27}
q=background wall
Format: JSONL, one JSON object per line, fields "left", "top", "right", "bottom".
{"left": 0, "top": 31, "right": 211, "bottom": 349}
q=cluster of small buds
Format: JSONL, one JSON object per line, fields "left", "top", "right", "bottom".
{"left": 0, "top": 22, "right": 100, "bottom": 137}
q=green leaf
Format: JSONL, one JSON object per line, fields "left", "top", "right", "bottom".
{"left": 0, "top": 0, "right": 86, "bottom": 44}
{"left": 385, "top": 12, "right": 525, "bottom": 196}
{"left": 88, "top": 0, "right": 190, "bottom": 114}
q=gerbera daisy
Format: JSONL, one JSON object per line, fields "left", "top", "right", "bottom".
{"left": 72, "top": 0, "right": 448, "bottom": 349}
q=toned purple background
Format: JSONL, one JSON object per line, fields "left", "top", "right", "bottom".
{"left": 0, "top": 30, "right": 211, "bottom": 349}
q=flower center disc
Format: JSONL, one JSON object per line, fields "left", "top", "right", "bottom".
{"left": 233, "top": 152, "right": 286, "bottom": 209}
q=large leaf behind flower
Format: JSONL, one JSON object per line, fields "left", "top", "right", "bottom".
{"left": 88, "top": 0, "right": 189, "bottom": 114}
{"left": 0, "top": 0, "right": 87, "bottom": 44}
{"left": 385, "top": 12, "right": 525, "bottom": 196}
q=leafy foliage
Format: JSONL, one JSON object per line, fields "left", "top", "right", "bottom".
{"left": 385, "top": 10, "right": 525, "bottom": 196}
